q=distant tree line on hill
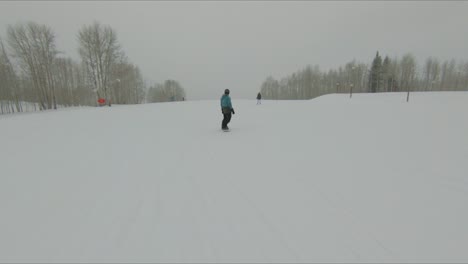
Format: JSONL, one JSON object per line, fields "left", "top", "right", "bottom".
{"left": 260, "top": 51, "right": 468, "bottom": 100}
{"left": 147, "top": 80, "right": 186, "bottom": 103}
{"left": 0, "top": 21, "right": 185, "bottom": 115}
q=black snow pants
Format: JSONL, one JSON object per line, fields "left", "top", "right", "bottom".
{"left": 222, "top": 113, "right": 232, "bottom": 129}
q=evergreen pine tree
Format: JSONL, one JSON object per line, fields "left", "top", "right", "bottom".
{"left": 382, "top": 56, "right": 391, "bottom": 92}
{"left": 369, "top": 51, "right": 382, "bottom": 93}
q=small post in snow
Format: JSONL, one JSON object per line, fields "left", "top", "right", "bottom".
{"left": 407, "top": 86, "right": 410, "bottom": 102}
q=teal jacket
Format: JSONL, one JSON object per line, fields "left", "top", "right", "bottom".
{"left": 220, "top": 94, "right": 232, "bottom": 110}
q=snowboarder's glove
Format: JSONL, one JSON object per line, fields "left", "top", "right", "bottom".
{"left": 231, "top": 108, "right": 235, "bottom": 114}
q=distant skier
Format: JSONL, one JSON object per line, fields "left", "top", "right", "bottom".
{"left": 256, "top": 92, "right": 262, "bottom": 105}
{"left": 220, "top": 89, "right": 235, "bottom": 131}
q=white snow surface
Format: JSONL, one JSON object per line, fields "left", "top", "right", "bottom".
{"left": 1, "top": 92, "right": 468, "bottom": 263}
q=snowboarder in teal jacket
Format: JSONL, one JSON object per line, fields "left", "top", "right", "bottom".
{"left": 220, "top": 89, "right": 235, "bottom": 130}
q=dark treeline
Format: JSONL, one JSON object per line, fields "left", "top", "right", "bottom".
{"left": 0, "top": 21, "right": 185, "bottom": 115}
{"left": 260, "top": 52, "right": 468, "bottom": 100}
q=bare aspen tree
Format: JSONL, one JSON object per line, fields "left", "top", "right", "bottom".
{"left": 430, "top": 59, "right": 440, "bottom": 91}
{"left": 147, "top": 80, "right": 185, "bottom": 103}
{"left": 455, "top": 62, "right": 466, "bottom": 91}
{"left": 357, "top": 63, "right": 368, "bottom": 93}
{"left": 132, "top": 66, "right": 146, "bottom": 104}
{"left": 0, "top": 38, "right": 21, "bottom": 114}
{"left": 53, "top": 57, "right": 94, "bottom": 107}
{"left": 54, "top": 57, "right": 75, "bottom": 106}
{"left": 463, "top": 62, "right": 468, "bottom": 91}
{"left": 424, "top": 57, "right": 433, "bottom": 91}
{"left": 439, "top": 60, "right": 457, "bottom": 91}
{"left": 109, "top": 59, "right": 145, "bottom": 104}
{"left": 78, "top": 22, "right": 121, "bottom": 105}
{"left": 260, "top": 76, "right": 280, "bottom": 100}
{"left": 399, "top": 54, "right": 416, "bottom": 102}
{"left": 423, "top": 57, "right": 440, "bottom": 91}
{"left": 7, "top": 22, "right": 58, "bottom": 110}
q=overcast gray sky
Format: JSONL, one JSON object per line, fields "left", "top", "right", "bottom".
{"left": 1, "top": 1, "right": 467, "bottom": 99}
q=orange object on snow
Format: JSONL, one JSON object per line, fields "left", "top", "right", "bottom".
{"left": 98, "top": 98, "right": 106, "bottom": 105}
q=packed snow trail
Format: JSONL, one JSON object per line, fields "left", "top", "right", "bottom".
{"left": 1, "top": 92, "right": 468, "bottom": 262}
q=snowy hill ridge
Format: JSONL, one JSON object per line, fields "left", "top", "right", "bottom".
{"left": 1, "top": 92, "right": 468, "bottom": 262}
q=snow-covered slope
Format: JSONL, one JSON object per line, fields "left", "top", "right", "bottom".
{"left": 1, "top": 92, "right": 468, "bottom": 263}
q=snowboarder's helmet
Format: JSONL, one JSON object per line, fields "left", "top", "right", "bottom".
{"left": 224, "top": 89, "right": 230, "bottom": 95}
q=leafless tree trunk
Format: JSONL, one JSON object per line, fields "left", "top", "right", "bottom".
{"left": 78, "top": 22, "right": 121, "bottom": 105}
{"left": 7, "top": 22, "right": 58, "bottom": 110}
{"left": 0, "top": 38, "right": 21, "bottom": 114}
{"left": 400, "top": 54, "right": 416, "bottom": 102}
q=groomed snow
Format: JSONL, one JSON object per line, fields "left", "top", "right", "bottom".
{"left": 1, "top": 92, "right": 468, "bottom": 262}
